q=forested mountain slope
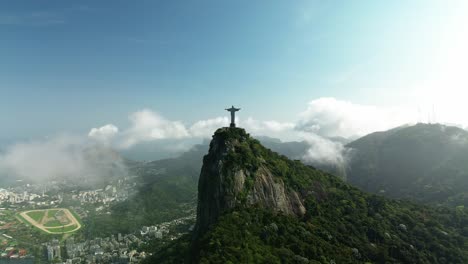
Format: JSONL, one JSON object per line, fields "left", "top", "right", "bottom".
{"left": 148, "top": 127, "right": 468, "bottom": 264}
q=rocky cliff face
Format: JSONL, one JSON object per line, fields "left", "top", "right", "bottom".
{"left": 193, "top": 127, "right": 306, "bottom": 240}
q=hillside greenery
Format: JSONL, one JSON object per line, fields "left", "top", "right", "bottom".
{"left": 84, "top": 145, "right": 206, "bottom": 236}
{"left": 147, "top": 127, "right": 468, "bottom": 263}
{"left": 347, "top": 123, "right": 468, "bottom": 207}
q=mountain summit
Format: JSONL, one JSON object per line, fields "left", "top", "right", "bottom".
{"left": 194, "top": 127, "right": 306, "bottom": 239}
{"left": 347, "top": 123, "right": 468, "bottom": 206}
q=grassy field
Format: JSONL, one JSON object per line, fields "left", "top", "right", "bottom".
{"left": 47, "top": 209, "right": 59, "bottom": 218}
{"left": 43, "top": 219, "right": 63, "bottom": 227}
{"left": 26, "top": 211, "right": 45, "bottom": 223}
{"left": 19, "top": 209, "right": 82, "bottom": 234}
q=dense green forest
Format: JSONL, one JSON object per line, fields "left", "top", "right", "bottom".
{"left": 84, "top": 144, "right": 206, "bottom": 236}
{"left": 147, "top": 127, "right": 468, "bottom": 263}
{"left": 152, "top": 204, "right": 468, "bottom": 264}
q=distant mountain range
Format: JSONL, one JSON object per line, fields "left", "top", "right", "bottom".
{"left": 346, "top": 123, "right": 468, "bottom": 207}
{"left": 259, "top": 123, "right": 468, "bottom": 207}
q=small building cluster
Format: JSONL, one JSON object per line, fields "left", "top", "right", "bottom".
{"left": 0, "top": 189, "right": 42, "bottom": 204}
{"left": 63, "top": 234, "right": 146, "bottom": 263}
{"left": 71, "top": 186, "right": 129, "bottom": 206}
{"left": 46, "top": 239, "right": 62, "bottom": 261}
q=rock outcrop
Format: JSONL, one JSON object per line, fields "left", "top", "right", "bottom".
{"left": 193, "top": 127, "right": 306, "bottom": 240}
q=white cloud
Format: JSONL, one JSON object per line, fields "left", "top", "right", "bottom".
{"left": 119, "top": 110, "right": 190, "bottom": 148}
{"left": 9, "top": 97, "right": 427, "bottom": 179}
{"left": 88, "top": 124, "right": 119, "bottom": 144}
{"left": 89, "top": 110, "right": 204, "bottom": 150}
{"left": 299, "top": 132, "right": 350, "bottom": 166}
{"left": 239, "top": 117, "right": 296, "bottom": 140}
{"left": 88, "top": 98, "right": 413, "bottom": 153}
{"left": 295, "top": 97, "right": 411, "bottom": 138}
{"left": 0, "top": 135, "right": 126, "bottom": 183}
{"left": 85, "top": 98, "right": 418, "bottom": 166}
{"left": 188, "top": 117, "right": 229, "bottom": 138}
{"left": 89, "top": 110, "right": 300, "bottom": 149}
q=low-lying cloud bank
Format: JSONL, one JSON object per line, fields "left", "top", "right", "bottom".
{"left": 0, "top": 135, "right": 127, "bottom": 184}
{"left": 293, "top": 98, "right": 413, "bottom": 175}
{"left": 299, "top": 132, "right": 351, "bottom": 166}
{"left": 90, "top": 97, "right": 413, "bottom": 148}
{"left": 87, "top": 97, "right": 415, "bottom": 174}
{"left": 88, "top": 111, "right": 297, "bottom": 149}
{"left": 295, "top": 97, "right": 411, "bottom": 138}
{"left": 1, "top": 97, "right": 416, "bottom": 183}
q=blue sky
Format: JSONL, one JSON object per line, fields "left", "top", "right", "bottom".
{"left": 1, "top": 0, "right": 468, "bottom": 143}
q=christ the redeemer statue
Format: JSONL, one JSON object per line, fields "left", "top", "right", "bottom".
{"left": 226, "top": 106, "right": 240, "bottom": 128}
